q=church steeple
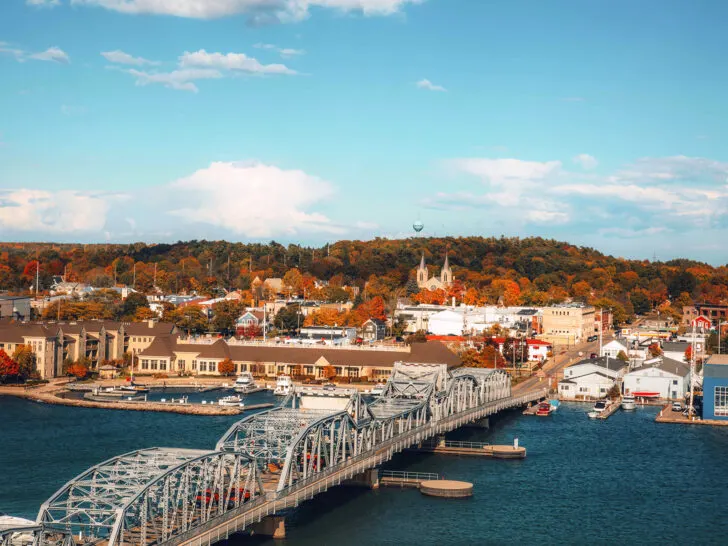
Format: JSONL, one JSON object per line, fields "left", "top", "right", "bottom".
{"left": 441, "top": 252, "right": 452, "bottom": 285}
{"left": 417, "top": 253, "right": 428, "bottom": 286}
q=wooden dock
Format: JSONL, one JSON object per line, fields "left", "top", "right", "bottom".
{"left": 410, "top": 440, "right": 526, "bottom": 459}
{"left": 595, "top": 400, "right": 620, "bottom": 420}
{"left": 378, "top": 470, "right": 442, "bottom": 488}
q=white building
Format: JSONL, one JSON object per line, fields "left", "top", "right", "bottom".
{"left": 558, "top": 356, "right": 627, "bottom": 400}
{"left": 622, "top": 357, "right": 691, "bottom": 400}
{"left": 601, "top": 339, "right": 629, "bottom": 359}
{"left": 396, "top": 304, "right": 541, "bottom": 336}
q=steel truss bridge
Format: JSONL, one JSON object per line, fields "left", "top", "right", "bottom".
{"left": 3, "top": 363, "right": 546, "bottom": 546}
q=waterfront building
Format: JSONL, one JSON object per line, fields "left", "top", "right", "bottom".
{"left": 601, "top": 339, "right": 629, "bottom": 359}
{"left": 682, "top": 303, "right": 728, "bottom": 327}
{"left": 702, "top": 354, "right": 728, "bottom": 420}
{"left": 558, "top": 356, "right": 626, "bottom": 400}
{"left": 622, "top": 356, "right": 690, "bottom": 400}
{"left": 0, "top": 323, "right": 63, "bottom": 379}
{"left": 541, "top": 303, "right": 596, "bottom": 345}
{"left": 361, "top": 318, "right": 386, "bottom": 341}
{"left": 662, "top": 341, "right": 704, "bottom": 363}
{"left": 137, "top": 336, "right": 461, "bottom": 380}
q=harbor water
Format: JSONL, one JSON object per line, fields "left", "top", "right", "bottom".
{"left": 1, "top": 396, "right": 727, "bottom": 545}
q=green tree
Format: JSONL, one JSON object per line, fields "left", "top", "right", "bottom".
{"left": 616, "top": 350, "right": 629, "bottom": 362}
{"left": 169, "top": 306, "right": 209, "bottom": 335}
{"left": 274, "top": 304, "right": 301, "bottom": 332}
{"left": 211, "top": 300, "right": 245, "bottom": 335}
{"left": 122, "top": 292, "right": 150, "bottom": 318}
{"left": 630, "top": 291, "right": 651, "bottom": 315}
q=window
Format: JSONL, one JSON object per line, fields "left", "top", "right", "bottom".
{"left": 714, "top": 386, "right": 728, "bottom": 417}
{"left": 151, "top": 359, "right": 158, "bottom": 370}
{"left": 141, "top": 359, "right": 149, "bottom": 370}
{"left": 672, "top": 380, "right": 678, "bottom": 385}
{"left": 178, "top": 359, "right": 185, "bottom": 370}
{"left": 192, "top": 360, "right": 197, "bottom": 370}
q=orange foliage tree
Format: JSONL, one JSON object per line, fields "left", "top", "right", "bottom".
{"left": 0, "top": 349, "right": 20, "bottom": 381}
{"left": 217, "top": 358, "right": 236, "bottom": 376}
{"left": 67, "top": 362, "right": 89, "bottom": 379}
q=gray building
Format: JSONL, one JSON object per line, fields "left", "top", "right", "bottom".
{"left": 0, "top": 296, "right": 32, "bottom": 321}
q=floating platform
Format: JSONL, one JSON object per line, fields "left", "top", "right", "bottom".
{"left": 411, "top": 441, "right": 526, "bottom": 459}
{"left": 420, "top": 480, "right": 473, "bottom": 498}
{"left": 595, "top": 401, "right": 620, "bottom": 420}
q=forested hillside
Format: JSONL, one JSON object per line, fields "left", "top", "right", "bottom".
{"left": 0, "top": 237, "right": 724, "bottom": 324}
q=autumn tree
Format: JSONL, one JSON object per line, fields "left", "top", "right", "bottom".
{"left": 168, "top": 306, "right": 209, "bottom": 335}
{"left": 211, "top": 300, "right": 245, "bottom": 335}
{"left": 121, "top": 292, "right": 150, "bottom": 319}
{"left": 12, "top": 345, "right": 37, "bottom": 378}
{"left": 0, "top": 349, "right": 20, "bottom": 382}
{"left": 648, "top": 343, "right": 663, "bottom": 358}
{"left": 67, "top": 362, "right": 89, "bottom": 379}
{"left": 218, "top": 358, "right": 236, "bottom": 376}
{"left": 275, "top": 304, "right": 301, "bottom": 332}
{"left": 322, "top": 365, "right": 337, "bottom": 380}
{"left": 616, "top": 350, "right": 629, "bottom": 362}
{"left": 134, "top": 307, "right": 157, "bottom": 321}
{"left": 283, "top": 268, "right": 303, "bottom": 297}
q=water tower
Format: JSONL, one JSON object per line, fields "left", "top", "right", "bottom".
{"left": 413, "top": 220, "right": 424, "bottom": 236}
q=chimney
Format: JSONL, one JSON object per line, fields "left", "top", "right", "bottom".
{"left": 148, "top": 319, "right": 155, "bottom": 329}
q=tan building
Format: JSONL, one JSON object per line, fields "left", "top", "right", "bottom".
{"left": 416, "top": 253, "right": 453, "bottom": 291}
{"left": 541, "top": 304, "right": 596, "bottom": 345}
{"left": 0, "top": 323, "right": 64, "bottom": 379}
{"left": 137, "top": 337, "right": 461, "bottom": 380}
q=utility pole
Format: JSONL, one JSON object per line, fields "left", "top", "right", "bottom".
{"left": 35, "top": 249, "right": 40, "bottom": 300}
{"left": 153, "top": 263, "right": 157, "bottom": 290}
{"left": 688, "top": 321, "right": 697, "bottom": 418}
{"left": 132, "top": 263, "right": 136, "bottom": 289}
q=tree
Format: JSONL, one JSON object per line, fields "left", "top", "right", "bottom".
{"left": 283, "top": 268, "right": 303, "bottom": 297}
{"left": 616, "top": 350, "right": 629, "bottom": 362}
{"left": 630, "top": 290, "right": 651, "bottom": 315}
{"left": 122, "top": 292, "right": 150, "bottom": 318}
{"left": 405, "top": 330, "right": 427, "bottom": 344}
{"left": 481, "top": 345, "right": 506, "bottom": 368}
{"left": 684, "top": 345, "right": 693, "bottom": 363}
{"left": 218, "top": 358, "right": 235, "bottom": 376}
{"left": 0, "top": 349, "right": 20, "bottom": 382}
{"left": 607, "top": 384, "right": 621, "bottom": 399}
{"left": 238, "top": 325, "right": 262, "bottom": 339}
{"left": 67, "top": 362, "right": 89, "bottom": 379}
{"left": 134, "top": 307, "right": 157, "bottom": 321}
{"left": 648, "top": 343, "right": 663, "bottom": 358}
{"left": 211, "top": 300, "right": 245, "bottom": 335}
{"left": 12, "top": 345, "right": 37, "bottom": 379}
{"left": 168, "top": 306, "right": 209, "bottom": 335}
{"left": 274, "top": 304, "right": 301, "bottom": 332}
{"left": 323, "top": 365, "right": 337, "bottom": 380}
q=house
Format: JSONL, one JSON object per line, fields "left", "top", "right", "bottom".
{"left": 558, "top": 356, "right": 627, "bottom": 400}
{"left": 137, "top": 337, "right": 461, "bottom": 380}
{"left": 702, "top": 354, "right": 728, "bottom": 421}
{"left": 98, "top": 365, "right": 118, "bottom": 379}
{"left": 428, "top": 310, "right": 465, "bottom": 336}
{"left": 0, "top": 323, "right": 64, "bottom": 379}
{"left": 299, "top": 326, "right": 357, "bottom": 344}
{"left": 683, "top": 303, "right": 728, "bottom": 327}
{"left": 601, "top": 339, "right": 629, "bottom": 359}
{"left": 235, "top": 311, "right": 265, "bottom": 336}
{"left": 623, "top": 356, "right": 690, "bottom": 400}
{"left": 662, "top": 341, "right": 703, "bottom": 364}
{"left": 361, "top": 318, "right": 386, "bottom": 341}
{"left": 691, "top": 316, "right": 712, "bottom": 332}
{"left": 525, "top": 339, "right": 552, "bottom": 361}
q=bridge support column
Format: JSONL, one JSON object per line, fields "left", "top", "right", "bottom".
{"left": 465, "top": 417, "right": 489, "bottom": 429}
{"left": 344, "top": 468, "right": 380, "bottom": 489}
{"left": 252, "top": 516, "right": 286, "bottom": 539}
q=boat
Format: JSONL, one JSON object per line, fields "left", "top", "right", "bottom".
{"left": 273, "top": 375, "right": 293, "bottom": 396}
{"left": 218, "top": 395, "right": 244, "bottom": 407}
{"left": 621, "top": 394, "right": 636, "bottom": 411}
{"left": 93, "top": 386, "right": 127, "bottom": 397}
{"left": 549, "top": 399, "right": 560, "bottom": 412}
{"left": 536, "top": 401, "right": 552, "bottom": 416}
{"left": 593, "top": 400, "right": 608, "bottom": 413}
{"left": 118, "top": 382, "right": 150, "bottom": 394}
{"left": 369, "top": 383, "right": 386, "bottom": 396}
{"left": 587, "top": 410, "right": 599, "bottom": 419}
{"left": 234, "top": 372, "right": 258, "bottom": 393}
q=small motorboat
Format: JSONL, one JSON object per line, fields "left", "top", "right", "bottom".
{"left": 549, "top": 399, "right": 560, "bottom": 412}
{"left": 118, "top": 383, "right": 150, "bottom": 394}
{"left": 218, "top": 395, "right": 244, "bottom": 407}
{"left": 593, "top": 400, "right": 608, "bottom": 413}
{"left": 621, "top": 394, "right": 636, "bottom": 411}
{"left": 536, "top": 401, "right": 552, "bottom": 416}
{"left": 234, "top": 372, "right": 258, "bottom": 393}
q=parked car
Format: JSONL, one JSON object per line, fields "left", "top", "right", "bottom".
{"left": 672, "top": 402, "right": 684, "bottom": 412}
{"left": 590, "top": 353, "right": 598, "bottom": 359}
{"left": 587, "top": 335, "right": 598, "bottom": 342}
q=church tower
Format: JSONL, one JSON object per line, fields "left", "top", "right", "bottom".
{"left": 440, "top": 253, "right": 453, "bottom": 286}
{"left": 417, "top": 253, "right": 428, "bottom": 288}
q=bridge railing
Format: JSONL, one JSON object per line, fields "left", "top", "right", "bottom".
{"left": 380, "top": 470, "right": 441, "bottom": 481}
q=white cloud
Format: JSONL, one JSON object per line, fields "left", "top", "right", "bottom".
{"left": 167, "top": 161, "right": 342, "bottom": 237}
{"left": 573, "top": 153, "right": 598, "bottom": 170}
{"left": 29, "top": 46, "right": 70, "bottom": 63}
{"left": 26, "top": 0, "right": 60, "bottom": 6}
{"left": 122, "top": 67, "right": 223, "bottom": 92}
{"left": 416, "top": 78, "right": 446, "bottom": 92}
{"left": 0, "top": 189, "right": 112, "bottom": 233}
{"left": 449, "top": 158, "right": 561, "bottom": 184}
{"left": 0, "top": 42, "right": 25, "bottom": 60}
{"left": 69, "top": 0, "right": 420, "bottom": 21}
{"left": 179, "top": 50, "right": 297, "bottom": 75}
{"left": 254, "top": 43, "right": 305, "bottom": 58}
{"left": 101, "top": 49, "right": 160, "bottom": 66}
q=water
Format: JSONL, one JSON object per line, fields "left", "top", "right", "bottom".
{"left": 1, "top": 398, "right": 727, "bottom": 545}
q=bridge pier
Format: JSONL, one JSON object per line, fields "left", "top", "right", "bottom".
{"left": 252, "top": 515, "right": 286, "bottom": 539}
{"left": 343, "top": 468, "right": 380, "bottom": 489}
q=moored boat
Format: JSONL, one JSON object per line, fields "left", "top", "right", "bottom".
{"left": 536, "top": 401, "right": 552, "bottom": 416}
{"left": 273, "top": 375, "right": 293, "bottom": 396}
{"left": 218, "top": 395, "right": 244, "bottom": 407}
{"left": 593, "top": 400, "right": 608, "bottom": 413}
{"left": 621, "top": 394, "right": 636, "bottom": 411}
{"left": 369, "top": 383, "right": 386, "bottom": 396}
{"left": 587, "top": 410, "right": 599, "bottom": 419}
{"left": 234, "top": 372, "right": 257, "bottom": 393}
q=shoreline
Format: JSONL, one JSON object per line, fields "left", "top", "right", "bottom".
{"left": 0, "top": 382, "right": 244, "bottom": 416}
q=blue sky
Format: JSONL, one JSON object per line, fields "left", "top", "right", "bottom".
{"left": 1, "top": 0, "right": 727, "bottom": 264}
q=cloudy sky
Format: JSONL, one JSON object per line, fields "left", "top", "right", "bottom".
{"left": 1, "top": 0, "right": 727, "bottom": 264}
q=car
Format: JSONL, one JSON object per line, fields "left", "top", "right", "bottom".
{"left": 587, "top": 335, "right": 598, "bottom": 342}
{"left": 672, "top": 402, "right": 684, "bottom": 412}
{"left": 590, "top": 353, "right": 598, "bottom": 359}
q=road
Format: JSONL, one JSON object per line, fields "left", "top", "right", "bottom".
{"left": 513, "top": 333, "right": 615, "bottom": 394}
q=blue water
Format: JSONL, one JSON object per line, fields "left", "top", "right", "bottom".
{"left": 1, "top": 398, "right": 727, "bottom": 544}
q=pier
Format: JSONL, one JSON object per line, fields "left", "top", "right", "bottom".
{"left": 413, "top": 439, "right": 526, "bottom": 459}
{"left": 9, "top": 363, "right": 546, "bottom": 546}
{"left": 594, "top": 400, "right": 621, "bottom": 420}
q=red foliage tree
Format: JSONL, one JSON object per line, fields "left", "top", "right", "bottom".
{"left": 217, "top": 358, "right": 236, "bottom": 376}
{"left": 67, "top": 362, "right": 89, "bottom": 379}
{"left": 0, "top": 349, "right": 20, "bottom": 381}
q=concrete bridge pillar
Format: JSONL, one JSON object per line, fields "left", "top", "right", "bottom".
{"left": 344, "top": 468, "right": 380, "bottom": 489}
{"left": 252, "top": 516, "right": 286, "bottom": 539}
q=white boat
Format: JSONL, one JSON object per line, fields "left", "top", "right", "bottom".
{"left": 621, "top": 395, "right": 636, "bottom": 411}
{"left": 369, "top": 383, "right": 386, "bottom": 396}
{"left": 118, "top": 383, "right": 150, "bottom": 394}
{"left": 234, "top": 372, "right": 257, "bottom": 393}
{"left": 593, "top": 400, "right": 608, "bottom": 413}
{"left": 587, "top": 410, "right": 599, "bottom": 419}
{"left": 273, "top": 375, "right": 293, "bottom": 396}
{"left": 218, "top": 395, "right": 244, "bottom": 407}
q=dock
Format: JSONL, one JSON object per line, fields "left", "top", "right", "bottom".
{"left": 411, "top": 440, "right": 526, "bottom": 459}
{"left": 655, "top": 403, "right": 728, "bottom": 427}
{"left": 594, "top": 400, "right": 620, "bottom": 420}
{"left": 378, "top": 470, "right": 442, "bottom": 488}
